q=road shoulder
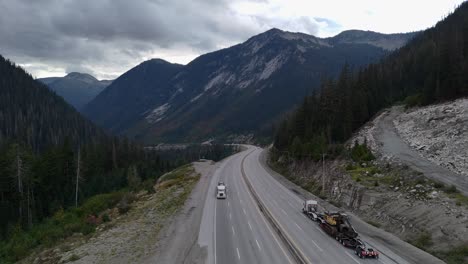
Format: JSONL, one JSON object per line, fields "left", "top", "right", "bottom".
{"left": 144, "top": 161, "right": 217, "bottom": 264}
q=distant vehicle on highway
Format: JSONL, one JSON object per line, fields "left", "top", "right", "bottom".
{"left": 216, "top": 182, "right": 227, "bottom": 199}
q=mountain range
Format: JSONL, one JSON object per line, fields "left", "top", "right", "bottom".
{"left": 39, "top": 72, "right": 112, "bottom": 111}
{"left": 83, "top": 29, "right": 417, "bottom": 143}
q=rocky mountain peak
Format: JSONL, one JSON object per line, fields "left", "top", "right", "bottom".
{"left": 329, "top": 29, "right": 418, "bottom": 50}
{"left": 65, "top": 72, "right": 99, "bottom": 84}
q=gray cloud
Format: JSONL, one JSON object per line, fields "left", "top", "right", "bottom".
{"left": 0, "top": 0, "right": 324, "bottom": 79}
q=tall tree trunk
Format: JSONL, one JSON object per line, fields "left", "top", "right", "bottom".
{"left": 16, "top": 146, "right": 23, "bottom": 222}
{"left": 112, "top": 141, "right": 118, "bottom": 170}
{"left": 75, "top": 147, "right": 81, "bottom": 207}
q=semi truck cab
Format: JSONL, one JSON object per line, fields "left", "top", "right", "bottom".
{"left": 216, "top": 182, "right": 227, "bottom": 199}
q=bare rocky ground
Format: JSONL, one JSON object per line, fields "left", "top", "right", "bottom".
{"left": 394, "top": 98, "right": 468, "bottom": 177}
{"left": 17, "top": 163, "right": 210, "bottom": 264}
{"left": 349, "top": 103, "right": 468, "bottom": 253}
{"left": 270, "top": 100, "right": 468, "bottom": 263}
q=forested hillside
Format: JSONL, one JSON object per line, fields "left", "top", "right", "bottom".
{"left": 0, "top": 56, "right": 107, "bottom": 151}
{"left": 274, "top": 2, "right": 468, "bottom": 158}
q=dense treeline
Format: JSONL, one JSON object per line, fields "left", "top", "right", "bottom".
{"left": 0, "top": 55, "right": 106, "bottom": 151}
{"left": 0, "top": 141, "right": 236, "bottom": 240}
{"left": 0, "top": 139, "right": 145, "bottom": 239}
{"left": 274, "top": 2, "right": 468, "bottom": 158}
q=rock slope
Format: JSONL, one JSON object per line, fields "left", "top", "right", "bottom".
{"left": 395, "top": 99, "right": 468, "bottom": 177}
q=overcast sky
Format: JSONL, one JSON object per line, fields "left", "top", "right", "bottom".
{"left": 0, "top": 0, "right": 464, "bottom": 80}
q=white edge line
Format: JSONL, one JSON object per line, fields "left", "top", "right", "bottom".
{"left": 310, "top": 239, "right": 323, "bottom": 252}
{"left": 294, "top": 222, "right": 303, "bottom": 231}
{"left": 256, "top": 239, "right": 262, "bottom": 250}
{"left": 237, "top": 247, "right": 241, "bottom": 259}
{"left": 214, "top": 182, "right": 217, "bottom": 264}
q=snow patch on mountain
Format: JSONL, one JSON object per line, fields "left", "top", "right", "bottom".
{"left": 146, "top": 103, "right": 170, "bottom": 123}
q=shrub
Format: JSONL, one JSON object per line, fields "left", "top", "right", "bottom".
{"left": 345, "top": 163, "right": 355, "bottom": 171}
{"left": 102, "top": 214, "right": 110, "bottom": 223}
{"left": 444, "top": 185, "right": 459, "bottom": 194}
{"left": 433, "top": 181, "right": 445, "bottom": 189}
{"left": 350, "top": 141, "right": 375, "bottom": 162}
{"left": 411, "top": 231, "right": 433, "bottom": 249}
{"left": 80, "top": 192, "right": 125, "bottom": 216}
{"left": 68, "top": 254, "right": 80, "bottom": 261}
{"left": 433, "top": 244, "right": 468, "bottom": 264}
{"left": 367, "top": 220, "right": 381, "bottom": 228}
{"left": 404, "top": 93, "right": 423, "bottom": 108}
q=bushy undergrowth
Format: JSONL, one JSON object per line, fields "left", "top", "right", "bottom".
{"left": 350, "top": 141, "right": 375, "bottom": 163}
{"left": 0, "top": 163, "right": 200, "bottom": 263}
{"left": 0, "top": 191, "right": 126, "bottom": 263}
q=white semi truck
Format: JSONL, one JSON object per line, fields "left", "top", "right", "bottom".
{"left": 216, "top": 182, "right": 227, "bottom": 199}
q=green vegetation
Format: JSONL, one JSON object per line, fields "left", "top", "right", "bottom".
{"left": 403, "top": 93, "right": 424, "bottom": 108}
{"left": 0, "top": 190, "right": 125, "bottom": 262}
{"left": 0, "top": 141, "right": 236, "bottom": 252}
{"left": 155, "top": 165, "right": 200, "bottom": 216}
{"left": 0, "top": 163, "right": 201, "bottom": 263}
{"left": 68, "top": 254, "right": 81, "bottom": 262}
{"left": 431, "top": 182, "right": 468, "bottom": 207}
{"left": 350, "top": 141, "right": 375, "bottom": 163}
{"left": 345, "top": 164, "right": 394, "bottom": 188}
{"left": 409, "top": 231, "right": 433, "bottom": 250}
{"left": 433, "top": 244, "right": 468, "bottom": 264}
{"left": 366, "top": 220, "right": 381, "bottom": 228}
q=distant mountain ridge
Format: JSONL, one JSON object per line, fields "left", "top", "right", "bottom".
{"left": 83, "top": 28, "right": 417, "bottom": 143}
{"left": 39, "top": 72, "right": 112, "bottom": 111}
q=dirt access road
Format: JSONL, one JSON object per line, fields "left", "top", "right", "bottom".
{"left": 375, "top": 106, "right": 468, "bottom": 195}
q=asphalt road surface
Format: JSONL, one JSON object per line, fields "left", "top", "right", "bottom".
{"left": 375, "top": 107, "right": 468, "bottom": 195}
{"left": 198, "top": 146, "right": 425, "bottom": 264}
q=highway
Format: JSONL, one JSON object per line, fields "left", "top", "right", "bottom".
{"left": 198, "top": 146, "right": 419, "bottom": 264}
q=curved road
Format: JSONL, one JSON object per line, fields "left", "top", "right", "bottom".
{"left": 198, "top": 146, "right": 429, "bottom": 264}
{"left": 375, "top": 107, "right": 468, "bottom": 195}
